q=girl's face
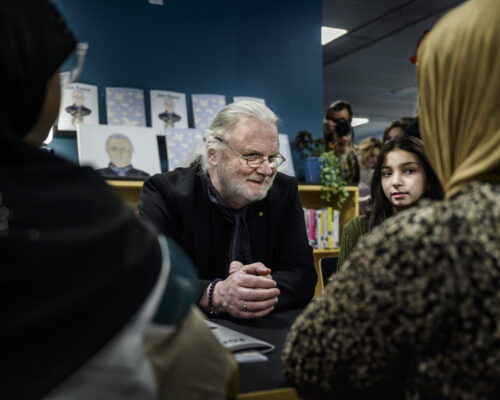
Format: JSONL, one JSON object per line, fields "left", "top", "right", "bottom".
{"left": 381, "top": 149, "right": 426, "bottom": 214}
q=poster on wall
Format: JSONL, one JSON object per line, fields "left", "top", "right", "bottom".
{"left": 57, "top": 83, "right": 99, "bottom": 131}
{"left": 233, "top": 96, "right": 266, "bottom": 105}
{"left": 278, "top": 133, "right": 295, "bottom": 177}
{"left": 165, "top": 128, "right": 204, "bottom": 171}
{"left": 105, "top": 87, "right": 146, "bottom": 127}
{"left": 150, "top": 90, "right": 188, "bottom": 130}
{"left": 191, "top": 94, "right": 226, "bottom": 131}
{"left": 77, "top": 124, "right": 161, "bottom": 180}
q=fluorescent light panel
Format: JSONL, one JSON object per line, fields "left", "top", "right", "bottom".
{"left": 321, "top": 26, "right": 347, "bottom": 45}
{"left": 352, "top": 118, "right": 369, "bottom": 127}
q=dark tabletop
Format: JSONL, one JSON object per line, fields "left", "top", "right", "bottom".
{"left": 209, "top": 307, "right": 303, "bottom": 393}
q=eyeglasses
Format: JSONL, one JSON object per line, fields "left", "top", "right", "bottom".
{"left": 59, "top": 42, "right": 89, "bottom": 86}
{"left": 214, "top": 137, "right": 286, "bottom": 168}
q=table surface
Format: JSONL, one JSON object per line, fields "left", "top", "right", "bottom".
{"left": 209, "top": 307, "right": 303, "bottom": 394}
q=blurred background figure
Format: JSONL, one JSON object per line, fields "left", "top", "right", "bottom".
{"left": 356, "top": 136, "right": 382, "bottom": 213}
{"left": 323, "top": 99, "right": 359, "bottom": 184}
{"left": 382, "top": 116, "right": 414, "bottom": 144}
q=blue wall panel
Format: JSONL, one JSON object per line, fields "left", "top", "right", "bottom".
{"left": 52, "top": 0, "right": 322, "bottom": 179}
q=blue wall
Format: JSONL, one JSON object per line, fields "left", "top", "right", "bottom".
{"left": 52, "top": 0, "right": 323, "bottom": 179}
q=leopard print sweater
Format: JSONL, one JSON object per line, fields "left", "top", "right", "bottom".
{"left": 282, "top": 182, "right": 500, "bottom": 399}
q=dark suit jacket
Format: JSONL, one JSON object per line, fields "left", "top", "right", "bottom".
{"left": 138, "top": 164, "right": 316, "bottom": 311}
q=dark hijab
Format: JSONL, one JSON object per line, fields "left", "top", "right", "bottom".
{"left": 0, "top": 0, "right": 75, "bottom": 139}
{"left": 0, "top": 1, "right": 162, "bottom": 398}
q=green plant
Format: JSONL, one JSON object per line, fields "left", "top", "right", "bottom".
{"left": 294, "top": 130, "right": 325, "bottom": 158}
{"left": 319, "top": 150, "right": 350, "bottom": 208}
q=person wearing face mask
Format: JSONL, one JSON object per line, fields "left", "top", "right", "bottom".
{"left": 0, "top": 1, "right": 236, "bottom": 399}
{"left": 282, "top": 0, "right": 500, "bottom": 397}
{"left": 323, "top": 99, "right": 360, "bottom": 184}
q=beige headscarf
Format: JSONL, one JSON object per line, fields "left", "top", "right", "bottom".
{"left": 418, "top": 0, "right": 500, "bottom": 198}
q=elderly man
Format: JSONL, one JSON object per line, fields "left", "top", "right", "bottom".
{"left": 139, "top": 100, "right": 316, "bottom": 319}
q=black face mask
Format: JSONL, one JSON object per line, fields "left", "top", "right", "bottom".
{"left": 333, "top": 118, "right": 351, "bottom": 137}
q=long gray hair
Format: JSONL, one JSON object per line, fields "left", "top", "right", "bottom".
{"left": 192, "top": 100, "right": 280, "bottom": 172}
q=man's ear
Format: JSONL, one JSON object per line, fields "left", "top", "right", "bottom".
{"left": 207, "top": 147, "right": 218, "bottom": 166}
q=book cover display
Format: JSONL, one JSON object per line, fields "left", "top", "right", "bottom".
{"left": 150, "top": 90, "right": 188, "bottom": 130}
{"left": 191, "top": 94, "right": 226, "bottom": 131}
{"left": 233, "top": 96, "right": 266, "bottom": 104}
{"left": 77, "top": 124, "right": 161, "bottom": 180}
{"left": 165, "top": 128, "right": 204, "bottom": 171}
{"left": 106, "top": 87, "right": 146, "bottom": 127}
{"left": 58, "top": 83, "right": 99, "bottom": 131}
{"left": 278, "top": 134, "right": 295, "bottom": 177}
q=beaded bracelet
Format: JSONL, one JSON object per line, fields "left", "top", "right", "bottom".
{"left": 208, "top": 278, "right": 222, "bottom": 316}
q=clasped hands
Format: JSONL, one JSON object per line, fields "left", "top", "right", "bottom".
{"left": 211, "top": 261, "right": 280, "bottom": 319}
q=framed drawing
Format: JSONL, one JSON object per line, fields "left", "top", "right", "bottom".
{"left": 58, "top": 83, "right": 99, "bottom": 131}
{"left": 164, "top": 128, "right": 204, "bottom": 171}
{"left": 191, "top": 94, "right": 226, "bottom": 131}
{"left": 105, "top": 87, "right": 146, "bottom": 127}
{"left": 77, "top": 124, "right": 161, "bottom": 180}
{"left": 150, "top": 90, "right": 188, "bottom": 130}
{"left": 278, "top": 133, "right": 295, "bottom": 177}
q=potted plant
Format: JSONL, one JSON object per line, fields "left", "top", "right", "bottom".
{"left": 295, "top": 130, "right": 350, "bottom": 207}
{"left": 319, "top": 150, "right": 350, "bottom": 208}
{"left": 294, "top": 131, "right": 324, "bottom": 183}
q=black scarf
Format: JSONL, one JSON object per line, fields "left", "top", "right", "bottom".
{"left": 205, "top": 176, "right": 252, "bottom": 272}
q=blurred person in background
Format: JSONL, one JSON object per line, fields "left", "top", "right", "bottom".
{"left": 356, "top": 136, "right": 382, "bottom": 213}
{"left": 323, "top": 99, "right": 360, "bottom": 184}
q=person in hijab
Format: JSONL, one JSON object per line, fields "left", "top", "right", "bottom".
{"left": 0, "top": 1, "right": 235, "bottom": 399}
{"left": 282, "top": 0, "right": 500, "bottom": 398}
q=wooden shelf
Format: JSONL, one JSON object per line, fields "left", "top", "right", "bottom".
{"left": 298, "top": 185, "right": 359, "bottom": 298}
{"left": 107, "top": 180, "right": 144, "bottom": 208}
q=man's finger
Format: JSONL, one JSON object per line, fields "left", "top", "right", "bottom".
{"left": 242, "top": 287, "right": 280, "bottom": 301}
{"left": 241, "top": 263, "right": 271, "bottom": 276}
{"left": 229, "top": 261, "right": 244, "bottom": 275}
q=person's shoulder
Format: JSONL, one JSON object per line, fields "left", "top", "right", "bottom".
{"left": 344, "top": 214, "right": 367, "bottom": 235}
{"left": 144, "top": 164, "right": 202, "bottom": 196}
{"left": 269, "top": 172, "right": 298, "bottom": 192}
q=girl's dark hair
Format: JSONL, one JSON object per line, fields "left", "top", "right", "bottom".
{"left": 366, "top": 136, "right": 444, "bottom": 231}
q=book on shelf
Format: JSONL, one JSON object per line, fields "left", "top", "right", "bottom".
{"left": 105, "top": 87, "right": 146, "bottom": 127}
{"left": 303, "top": 207, "right": 339, "bottom": 249}
{"left": 58, "top": 82, "right": 99, "bottom": 131}
{"left": 191, "top": 94, "right": 226, "bottom": 130}
{"left": 164, "top": 128, "right": 204, "bottom": 171}
{"left": 150, "top": 89, "right": 188, "bottom": 130}
{"left": 278, "top": 133, "right": 295, "bottom": 177}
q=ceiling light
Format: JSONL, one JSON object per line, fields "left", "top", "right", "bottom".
{"left": 352, "top": 118, "right": 369, "bottom": 127}
{"left": 321, "top": 27, "right": 347, "bottom": 45}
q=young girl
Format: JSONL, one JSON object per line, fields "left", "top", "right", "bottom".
{"left": 338, "top": 136, "right": 444, "bottom": 269}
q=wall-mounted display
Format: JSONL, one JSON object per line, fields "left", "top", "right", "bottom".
{"left": 165, "top": 128, "right": 204, "bottom": 171}
{"left": 105, "top": 87, "right": 146, "bottom": 127}
{"left": 191, "top": 94, "right": 226, "bottom": 131}
{"left": 77, "top": 124, "right": 161, "bottom": 180}
{"left": 150, "top": 90, "right": 188, "bottom": 130}
{"left": 58, "top": 83, "right": 99, "bottom": 131}
{"left": 278, "top": 133, "right": 295, "bottom": 177}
